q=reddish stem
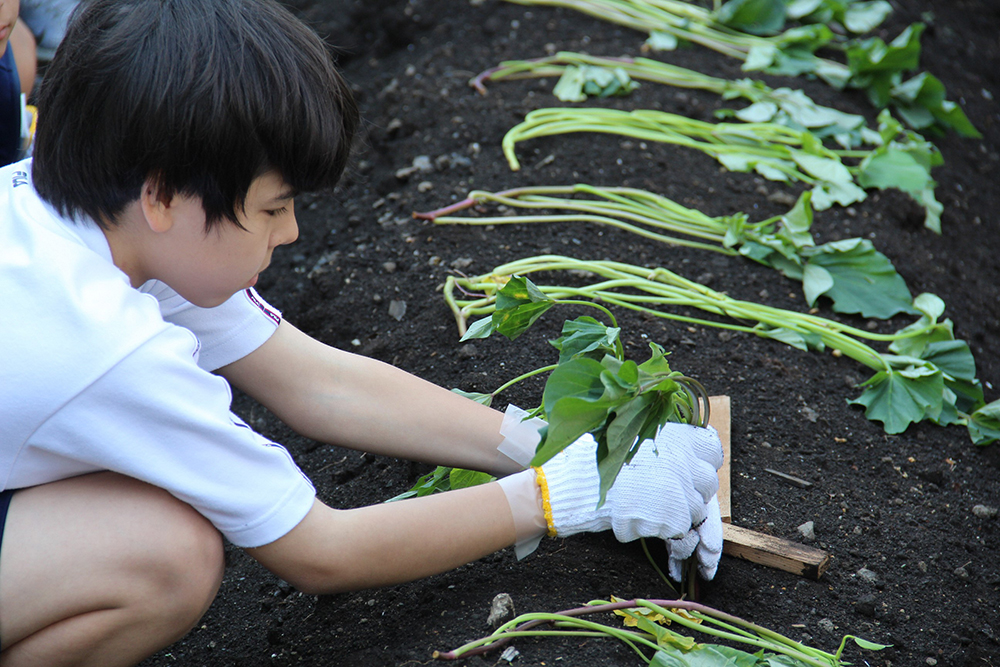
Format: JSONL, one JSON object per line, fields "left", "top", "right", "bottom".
{"left": 412, "top": 197, "right": 477, "bottom": 220}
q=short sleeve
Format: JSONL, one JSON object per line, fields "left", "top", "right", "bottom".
{"left": 22, "top": 325, "right": 316, "bottom": 547}
{"left": 143, "top": 282, "right": 283, "bottom": 371}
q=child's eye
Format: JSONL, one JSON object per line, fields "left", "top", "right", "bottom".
{"left": 266, "top": 206, "right": 288, "bottom": 217}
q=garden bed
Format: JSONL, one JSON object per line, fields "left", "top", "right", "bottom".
{"left": 141, "top": 1, "right": 999, "bottom": 665}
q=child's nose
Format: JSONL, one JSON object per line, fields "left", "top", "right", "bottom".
{"left": 275, "top": 208, "right": 299, "bottom": 246}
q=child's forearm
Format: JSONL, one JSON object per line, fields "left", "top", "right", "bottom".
{"left": 247, "top": 480, "right": 524, "bottom": 594}
{"left": 222, "top": 321, "right": 518, "bottom": 472}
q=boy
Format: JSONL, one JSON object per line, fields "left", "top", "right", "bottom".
{"left": 0, "top": 1, "right": 724, "bottom": 665}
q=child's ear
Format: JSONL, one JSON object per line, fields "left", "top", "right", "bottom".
{"left": 139, "top": 178, "right": 177, "bottom": 234}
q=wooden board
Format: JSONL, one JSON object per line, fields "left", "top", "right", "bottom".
{"left": 708, "top": 396, "right": 831, "bottom": 580}
{"left": 707, "top": 395, "right": 731, "bottom": 523}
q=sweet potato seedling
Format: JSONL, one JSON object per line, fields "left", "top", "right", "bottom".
{"left": 417, "top": 185, "right": 917, "bottom": 319}
{"left": 445, "top": 261, "right": 992, "bottom": 441}
{"left": 432, "top": 596, "right": 888, "bottom": 666}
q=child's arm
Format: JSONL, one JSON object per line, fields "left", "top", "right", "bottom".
{"left": 218, "top": 320, "right": 512, "bottom": 473}
{"left": 246, "top": 484, "right": 516, "bottom": 594}
{"left": 247, "top": 421, "right": 724, "bottom": 592}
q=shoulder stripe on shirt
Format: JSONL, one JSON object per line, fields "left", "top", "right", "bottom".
{"left": 243, "top": 288, "right": 281, "bottom": 326}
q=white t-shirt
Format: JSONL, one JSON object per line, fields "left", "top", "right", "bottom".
{"left": 0, "top": 159, "right": 316, "bottom": 548}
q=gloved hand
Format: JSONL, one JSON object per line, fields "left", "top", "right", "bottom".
{"left": 535, "top": 422, "right": 724, "bottom": 579}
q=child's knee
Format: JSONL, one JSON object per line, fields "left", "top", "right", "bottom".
{"left": 147, "top": 503, "right": 225, "bottom": 624}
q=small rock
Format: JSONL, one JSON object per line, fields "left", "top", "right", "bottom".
{"left": 457, "top": 344, "right": 478, "bottom": 359}
{"left": 954, "top": 565, "right": 970, "bottom": 579}
{"left": 412, "top": 155, "right": 433, "bottom": 172}
{"left": 450, "top": 257, "right": 474, "bottom": 270}
{"left": 382, "top": 261, "right": 397, "bottom": 273}
{"left": 856, "top": 567, "right": 879, "bottom": 585}
{"left": 926, "top": 658, "right": 938, "bottom": 666}
{"left": 767, "top": 191, "right": 798, "bottom": 206}
{"left": 972, "top": 504, "right": 998, "bottom": 519}
{"left": 917, "top": 561, "right": 927, "bottom": 573}
{"left": 487, "top": 593, "right": 516, "bottom": 628}
{"left": 855, "top": 595, "right": 877, "bottom": 618}
{"left": 388, "top": 300, "right": 407, "bottom": 321}
{"left": 818, "top": 618, "right": 835, "bottom": 633}
{"left": 417, "top": 180, "right": 433, "bottom": 192}
{"left": 797, "top": 521, "right": 816, "bottom": 541}
{"left": 800, "top": 406, "right": 819, "bottom": 423}
{"left": 500, "top": 646, "right": 520, "bottom": 663}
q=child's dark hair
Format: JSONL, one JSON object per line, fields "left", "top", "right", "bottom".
{"left": 32, "top": 0, "right": 359, "bottom": 230}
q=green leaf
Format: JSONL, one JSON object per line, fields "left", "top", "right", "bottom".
{"left": 542, "top": 356, "right": 607, "bottom": 406}
{"left": 843, "top": 1, "right": 892, "bottom": 33}
{"left": 449, "top": 468, "right": 495, "bottom": 490}
{"left": 496, "top": 275, "right": 553, "bottom": 310}
{"left": 810, "top": 179, "right": 867, "bottom": 209}
{"left": 891, "top": 72, "right": 981, "bottom": 138}
{"left": 802, "top": 263, "right": 834, "bottom": 306}
{"left": 534, "top": 357, "right": 615, "bottom": 465}
{"left": 913, "top": 292, "right": 946, "bottom": 320}
{"left": 384, "top": 466, "right": 452, "bottom": 502}
{"left": 715, "top": 0, "right": 787, "bottom": 35}
{"left": 845, "top": 634, "right": 892, "bottom": 651}
{"left": 553, "top": 66, "right": 587, "bottom": 103}
{"left": 790, "top": 150, "right": 853, "bottom": 185}
{"left": 598, "top": 394, "right": 655, "bottom": 505}
{"left": 801, "top": 238, "right": 915, "bottom": 318}
{"left": 753, "top": 324, "right": 825, "bottom": 352}
{"left": 777, "top": 190, "right": 815, "bottom": 249}
{"left": 532, "top": 395, "right": 613, "bottom": 466}
{"left": 450, "top": 387, "right": 493, "bottom": 406}
{"left": 460, "top": 316, "right": 496, "bottom": 341}
{"left": 849, "top": 366, "right": 944, "bottom": 434}
{"left": 493, "top": 300, "right": 554, "bottom": 340}
{"left": 922, "top": 340, "right": 977, "bottom": 382}
{"left": 651, "top": 643, "right": 764, "bottom": 666}
{"left": 549, "top": 316, "right": 621, "bottom": 363}
{"left": 734, "top": 101, "right": 779, "bottom": 123}
{"left": 637, "top": 342, "right": 673, "bottom": 376}
{"left": 743, "top": 44, "right": 779, "bottom": 71}
{"left": 630, "top": 615, "right": 698, "bottom": 652}
{"left": 967, "top": 399, "right": 1000, "bottom": 446}
{"left": 857, "top": 142, "right": 936, "bottom": 195}
{"left": 645, "top": 31, "right": 679, "bottom": 51}
{"left": 846, "top": 23, "right": 924, "bottom": 76}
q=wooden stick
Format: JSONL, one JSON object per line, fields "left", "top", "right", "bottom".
{"left": 722, "top": 524, "right": 832, "bottom": 580}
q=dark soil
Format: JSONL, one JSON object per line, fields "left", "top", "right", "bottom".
{"left": 141, "top": 1, "right": 1000, "bottom": 665}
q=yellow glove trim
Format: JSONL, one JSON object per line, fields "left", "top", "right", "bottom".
{"left": 531, "top": 466, "right": 557, "bottom": 537}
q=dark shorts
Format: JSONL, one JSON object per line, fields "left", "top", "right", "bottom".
{"left": 0, "top": 488, "right": 14, "bottom": 557}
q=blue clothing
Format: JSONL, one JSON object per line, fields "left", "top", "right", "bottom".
{"left": 0, "top": 489, "right": 13, "bottom": 557}
{"left": 0, "top": 45, "right": 21, "bottom": 167}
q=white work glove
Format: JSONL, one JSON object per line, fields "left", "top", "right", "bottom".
{"left": 536, "top": 422, "right": 724, "bottom": 580}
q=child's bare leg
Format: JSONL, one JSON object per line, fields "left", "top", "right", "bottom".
{"left": 0, "top": 472, "right": 225, "bottom": 667}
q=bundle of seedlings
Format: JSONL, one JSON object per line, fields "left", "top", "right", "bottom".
{"left": 496, "top": 0, "right": 978, "bottom": 137}
{"left": 392, "top": 275, "right": 711, "bottom": 507}
{"left": 417, "top": 186, "right": 916, "bottom": 320}
{"left": 501, "top": 106, "right": 944, "bottom": 231}
{"left": 432, "top": 596, "right": 888, "bottom": 666}
{"left": 471, "top": 51, "right": 871, "bottom": 147}
{"left": 444, "top": 260, "right": 996, "bottom": 442}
